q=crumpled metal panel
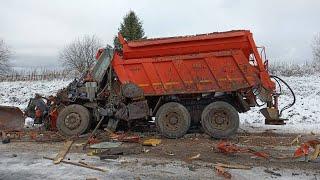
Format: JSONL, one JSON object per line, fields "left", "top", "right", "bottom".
{"left": 0, "top": 105, "right": 25, "bottom": 131}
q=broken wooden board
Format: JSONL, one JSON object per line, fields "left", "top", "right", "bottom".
{"left": 310, "top": 144, "right": 320, "bottom": 160}
{"left": 214, "top": 165, "right": 232, "bottom": 179}
{"left": 214, "top": 162, "right": 252, "bottom": 170}
{"left": 54, "top": 140, "right": 73, "bottom": 164}
{"left": 44, "top": 156, "right": 107, "bottom": 172}
{"left": 142, "top": 139, "right": 161, "bottom": 146}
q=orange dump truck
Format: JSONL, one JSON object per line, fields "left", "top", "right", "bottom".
{"left": 99, "top": 30, "right": 290, "bottom": 138}
{"left": 1, "top": 30, "right": 294, "bottom": 138}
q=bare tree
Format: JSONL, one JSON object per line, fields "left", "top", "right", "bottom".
{"left": 59, "top": 35, "right": 102, "bottom": 74}
{"left": 0, "top": 39, "right": 11, "bottom": 77}
{"left": 312, "top": 33, "right": 320, "bottom": 63}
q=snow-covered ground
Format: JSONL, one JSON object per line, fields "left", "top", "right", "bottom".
{"left": 240, "top": 75, "right": 320, "bottom": 134}
{"left": 0, "top": 80, "right": 71, "bottom": 109}
{"left": 1, "top": 75, "right": 320, "bottom": 134}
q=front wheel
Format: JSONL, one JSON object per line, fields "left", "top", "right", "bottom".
{"left": 201, "top": 101, "right": 239, "bottom": 138}
{"left": 156, "top": 102, "right": 191, "bottom": 138}
{"left": 57, "top": 104, "right": 91, "bottom": 136}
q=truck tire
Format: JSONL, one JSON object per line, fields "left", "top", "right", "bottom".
{"left": 57, "top": 104, "right": 91, "bottom": 136}
{"left": 156, "top": 102, "right": 191, "bottom": 138}
{"left": 201, "top": 101, "right": 239, "bottom": 138}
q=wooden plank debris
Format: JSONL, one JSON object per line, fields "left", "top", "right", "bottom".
{"left": 53, "top": 140, "right": 73, "bottom": 164}
{"left": 44, "top": 156, "right": 107, "bottom": 172}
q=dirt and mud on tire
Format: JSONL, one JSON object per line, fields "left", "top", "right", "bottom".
{"left": 57, "top": 104, "right": 91, "bottom": 136}
{"left": 156, "top": 102, "right": 191, "bottom": 138}
{"left": 201, "top": 101, "right": 239, "bottom": 138}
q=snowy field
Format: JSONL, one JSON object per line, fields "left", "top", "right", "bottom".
{"left": 0, "top": 80, "right": 71, "bottom": 109}
{"left": 240, "top": 75, "right": 320, "bottom": 134}
{"left": 0, "top": 75, "right": 320, "bottom": 134}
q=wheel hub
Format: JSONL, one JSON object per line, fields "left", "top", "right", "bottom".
{"left": 169, "top": 116, "right": 178, "bottom": 124}
{"left": 210, "top": 110, "right": 230, "bottom": 130}
{"left": 164, "top": 112, "right": 180, "bottom": 130}
{"left": 64, "top": 113, "right": 81, "bottom": 130}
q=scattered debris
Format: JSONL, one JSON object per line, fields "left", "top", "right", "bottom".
{"left": 214, "top": 165, "right": 232, "bottom": 179}
{"left": 143, "top": 148, "right": 150, "bottom": 153}
{"left": 87, "top": 137, "right": 99, "bottom": 145}
{"left": 217, "top": 141, "right": 270, "bottom": 159}
{"left": 164, "top": 151, "right": 174, "bottom": 156}
{"left": 294, "top": 139, "right": 320, "bottom": 160}
{"left": 98, "top": 145, "right": 143, "bottom": 160}
{"left": 290, "top": 135, "right": 302, "bottom": 145}
{"left": 89, "top": 142, "right": 122, "bottom": 149}
{"left": 53, "top": 140, "right": 73, "bottom": 164}
{"left": 217, "top": 141, "right": 244, "bottom": 153}
{"left": 110, "top": 133, "right": 140, "bottom": 143}
{"left": 43, "top": 156, "right": 107, "bottom": 172}
{"left": 310, "top": 144, "right": 320, "bottom": 160}
{"left": 264, "top": 169, "right": 281, "bottom": 177}
{"left": 99, "top": 155, "right": 120, "bottom": 160}
{"left": 86, "top": 178, "right": 98, "bottom": 180}
{"left": 74, "top": 143, "right": 86, "bottom": 147}
{"left": 214, "top": 162, "right": 252, "bottom": 170}
{"left": 142, "top": 139, "right": 161, "bottom": 146}
{"left": 188, "top": 153, "right": 201, "bottom": 160}
{"left": 87, "top": 149, "right": 101, "bottom": 156}
{"left": 251, "top": 151, "right": 270, "bottom": 159}
{"left": 0, "top": 130, "right": 63, "bottom": 142}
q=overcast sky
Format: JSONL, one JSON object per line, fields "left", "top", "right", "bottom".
{"left": 1, "top": 0, "right": 319, "bottom": 68}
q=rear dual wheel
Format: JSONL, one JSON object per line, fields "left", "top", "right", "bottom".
{"left": 156, "top": 101, "right": 239, "bottom": 139}
{"left": 201, "top": 101, "right": 239, "bottom": 138}
{"left": 156, "top": 102, "right": 191, "bottom": 138}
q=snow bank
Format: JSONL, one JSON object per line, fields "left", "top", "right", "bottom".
{"left": 240, "top": 75, "right": 320, "bottom": 134}
{"left": 1, "top": 75, "right": 320, "bottom": 134}
{"left": 0, "top": 80, "right": 71, "bottom": 110}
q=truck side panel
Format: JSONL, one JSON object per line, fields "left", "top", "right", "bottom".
{"left": 112, "top": 50, "right": 260, "bottom": 96}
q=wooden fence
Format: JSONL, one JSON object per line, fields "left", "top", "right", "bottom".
{"left": 0, "top": 70, "right": 73, "bottom": 82}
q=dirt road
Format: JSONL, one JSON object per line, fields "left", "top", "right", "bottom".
{"left": 1, "top": 132, "right": 320, "bottom": 179}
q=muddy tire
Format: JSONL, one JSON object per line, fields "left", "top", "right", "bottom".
{"left": 201, "top": 101, "right": 239, "bottom": 138}
{"left": 156, "top": 102, "right": 191, "bottom": 138}
{"left": 57, "top": 104, "right": 90, "bottom": 136}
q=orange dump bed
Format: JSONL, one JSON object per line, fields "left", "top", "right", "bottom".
{"left": 112, "top": 30, "right": 274, "bottom": 96}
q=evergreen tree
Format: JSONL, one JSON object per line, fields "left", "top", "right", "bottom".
{"left": 113, "top": 11, "right": 145, "bottom": 49}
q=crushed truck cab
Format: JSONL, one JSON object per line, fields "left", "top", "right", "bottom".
{"left": 35, "top": 30, "right": 293, "bottom": 138}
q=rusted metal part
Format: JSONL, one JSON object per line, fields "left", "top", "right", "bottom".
{"left": 110, "top": 133, "right": 140, "bottom": 143}
{"left": 121, "top": 83, "right": 144, "bottom": 99}
{"left": 0, "top": 105, "right": 25, "bottom": 131}
{"left": 115, "top": 100, "right": 149, "bottom": 121}
{"left": 127, "top": 100, "right": 149, "bottom": 120}
{"left": 115, "top": 105, "right": 129, "bottom": 121}
{"left": 260, "top": 108, "right": 286, "bottom": 125}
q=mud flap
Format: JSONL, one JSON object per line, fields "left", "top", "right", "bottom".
{"left": 0, "top": 105, "right": 25, "bottom": 131}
